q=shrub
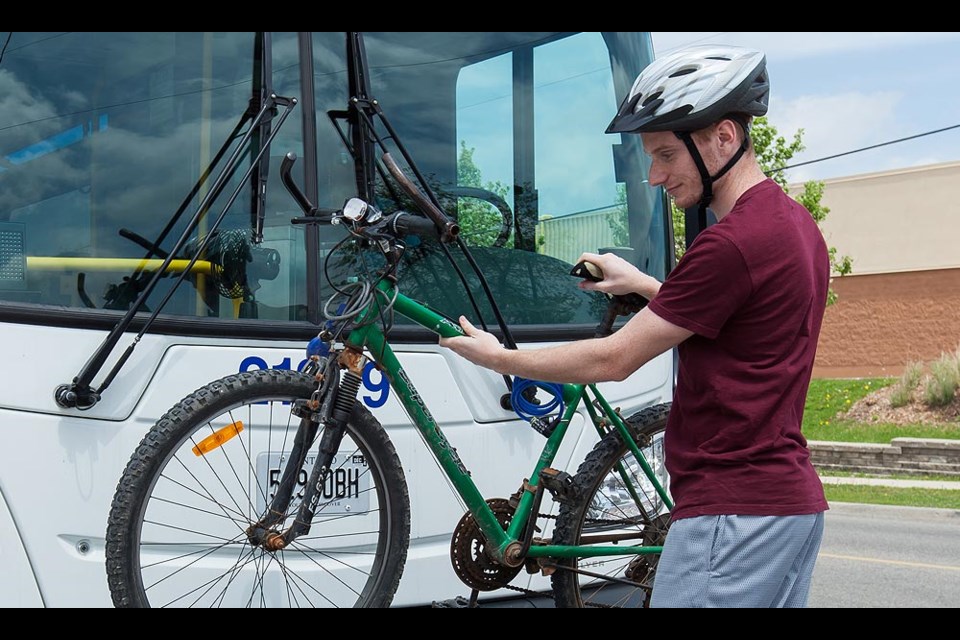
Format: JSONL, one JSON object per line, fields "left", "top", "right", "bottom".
{"left": 889, "top": 360, "right": 924, "bottom": 408}
{"left": 922, "top": 350, "right": 960, "bottom": 408}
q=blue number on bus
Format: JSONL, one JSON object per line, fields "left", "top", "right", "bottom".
{"left": 239, "top": 356, "right": 389, "bottom": 408}
{"left": 362, "top": 362, "right": 389, "bottom": 408}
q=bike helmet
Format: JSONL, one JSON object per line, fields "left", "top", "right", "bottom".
{"left": 606, "top": 44, "right": 769, "bottom": 135}
{"left": 607, "top": 44, "right": 769, "bottom": 221}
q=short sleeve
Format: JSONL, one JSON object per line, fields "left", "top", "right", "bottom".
{"left": 647, "top": 230, "right": 752, "bottom": 339}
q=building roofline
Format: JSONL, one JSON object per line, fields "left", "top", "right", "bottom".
{"left": 789, "top": 159, "right": 960, "bottom": 190}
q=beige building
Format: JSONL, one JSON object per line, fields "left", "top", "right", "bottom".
{"left": 798, "top": 160, "right": 960, "bottom": 378}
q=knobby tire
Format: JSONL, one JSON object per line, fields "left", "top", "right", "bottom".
{"left": 105, "top": 369, "right": 410, "bottom": 608}
{"left": 550, "top": 402, "right": 671, "bottom": 608}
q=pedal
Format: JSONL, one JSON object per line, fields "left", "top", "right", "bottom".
{"left": 431, "top": 595, "right": 474, "bottom": 608}
{"left": 538, "top": 467, "right": 576, "bottom": 503}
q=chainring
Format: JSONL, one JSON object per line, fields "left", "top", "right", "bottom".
{"left": 450, "top": 498, "right": 523, "bottom": 591}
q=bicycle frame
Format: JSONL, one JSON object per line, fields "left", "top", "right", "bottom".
{"left": 344, "top": 277, "right": 673, "bottom": 568}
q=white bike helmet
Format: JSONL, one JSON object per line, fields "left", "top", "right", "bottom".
{"left": 606, "top": 44, "right": 769, "bottom": 134}
{"left": 607, "top": 44, "right": 769, "bottom": 218}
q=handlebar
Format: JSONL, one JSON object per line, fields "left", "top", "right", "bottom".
{"left": 388, "top": 210, "right": 441, "bottom": 239}
{"left": 381, "top": 153, "right": 459, "bottom": 243}
{"left": 279, "top": 151, "right": 458, "bottom": 244}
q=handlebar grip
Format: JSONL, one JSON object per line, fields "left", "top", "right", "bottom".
{"left": 381, "top": 152, "right": 459, "bottom": 243}
{"left": 391, "top": 212, "right": 440, "bottom": 239}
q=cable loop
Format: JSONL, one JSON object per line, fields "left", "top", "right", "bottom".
{"left": 511, "top": 378, "right": 564, "bottom": 422}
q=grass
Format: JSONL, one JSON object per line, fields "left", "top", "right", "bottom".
{"left": 802, "top": 377, "right": 960, "bottom": 443}
{"left": 824, "top": 484, "right": 960, "bottom": 509}
{"left": 804, "top": 376, "right": 960, "bottom": 508}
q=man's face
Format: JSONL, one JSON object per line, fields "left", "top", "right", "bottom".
{"left": 640, "top": 130, "right": 707, "bottom": 210}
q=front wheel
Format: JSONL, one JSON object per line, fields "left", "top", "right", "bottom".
{"left": 105, "top": 368, "right": 411, "bottom": 608}
{"left": 551, "top": 402, "right": 671, "bottom": 608}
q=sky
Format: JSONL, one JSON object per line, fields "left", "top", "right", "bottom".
{"left": 651, "top": 32, "right": 960, "bottom": 184}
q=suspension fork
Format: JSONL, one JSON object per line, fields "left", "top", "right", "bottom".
{"left": 246, "top": 359, "right": 332, "bottom": 547}
{"left": 259, "top": 347, "right": 367, "bottom": 550}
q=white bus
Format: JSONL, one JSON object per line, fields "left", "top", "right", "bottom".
{"left": 0, "top": 32, "right": 674, "bottom": 607}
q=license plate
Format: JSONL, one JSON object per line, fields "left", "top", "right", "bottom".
{"left": 256, "top": 451, "right": 370, "bottom": 516}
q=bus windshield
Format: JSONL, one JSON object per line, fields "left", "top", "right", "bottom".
{"left": 0, "top": 32, "right": 669, "bottom": 337}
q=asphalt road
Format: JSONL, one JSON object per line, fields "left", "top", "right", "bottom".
{"left": 808, "top": 501, "right": 960, "bottom": 608}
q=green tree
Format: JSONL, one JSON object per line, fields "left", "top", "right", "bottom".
{"left": 669, "top": 116, "right": 853, "bottom": 304}
{"left": 456, "top": 141, "right": 512, "bottom": 247}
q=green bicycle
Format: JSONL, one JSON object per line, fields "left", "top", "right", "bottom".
{"left": 104, "top": 142, "right": 673, "bottom": 608}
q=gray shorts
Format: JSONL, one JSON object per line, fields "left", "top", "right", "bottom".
{"left": 650, "top": 511, "right": 825, "bottom": 608}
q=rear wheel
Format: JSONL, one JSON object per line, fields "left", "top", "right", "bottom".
{"left": 551, "top": 403, "right": 671, "bottom": 608}
{"left": 105, "top": 368, "right": 410, "bottom": 608}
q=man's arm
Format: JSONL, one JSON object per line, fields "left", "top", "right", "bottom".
{"left": 439, "top": 307, "right": 692, "bottom": 384}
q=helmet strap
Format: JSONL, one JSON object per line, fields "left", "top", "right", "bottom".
{"left": 675, "top": 131, "right": 713, "bottom": 230}
{"left": 675, "top": 121, "right": 751, "bottom": 229}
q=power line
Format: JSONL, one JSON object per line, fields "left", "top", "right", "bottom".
{"left": 0, "top": 32, "right": 12, "bottom": 66}
{"left": 768, "top": 125, "right": 960, "bottom": 174}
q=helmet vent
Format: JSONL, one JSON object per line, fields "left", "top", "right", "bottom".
{"left": 641, "top": 91, "right": 662, "bottom": 107}
{"left": 669, "top": 66, "right": 697, "bottom": 78}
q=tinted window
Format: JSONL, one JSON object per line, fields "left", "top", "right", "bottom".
{"left": 0, "top": 32, "right": 308, "bottom": 321}
{"left": 0, "top": 32, "right": 668, "bottom": 335}
{"left": 355, "top": 32, "right": 667, "bottom": 329}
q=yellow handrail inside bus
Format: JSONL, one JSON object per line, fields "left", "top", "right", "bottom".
{"left": 25, "top": 257, "right": 214, "bottom": 275}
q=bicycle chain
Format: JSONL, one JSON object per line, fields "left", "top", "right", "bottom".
{"left": 449, "top": 486, "right": 654, "bottom": 608}
{"left": 489, "top": 570, "right": 617, "bottom": 608}
{"left": 451, "top": 498, "right": 632, "bottom": 609}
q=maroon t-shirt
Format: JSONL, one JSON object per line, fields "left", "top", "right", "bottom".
{"left": 648, "top": 178, "right": 830, "bottom": 520}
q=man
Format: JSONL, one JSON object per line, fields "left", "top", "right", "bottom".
{"left": 439, "top": 44, "right": 829, "bottom": 608}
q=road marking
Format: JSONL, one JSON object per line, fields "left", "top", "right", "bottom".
{"left": 820, "top": 552, "right": 960, "bottom": 571}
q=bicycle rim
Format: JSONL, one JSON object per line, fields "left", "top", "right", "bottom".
{"left": 106, "top": 369, "right": 410, "bottom": 608}
{"left": 551, "top": 403, "right": 671, "bottom": 608}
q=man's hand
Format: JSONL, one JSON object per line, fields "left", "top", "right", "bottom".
{"left": 575, "top": 251, "right": 661, "bottom": 300}
{"left": 438, "top": 315, "right": 507, "bottom": 372}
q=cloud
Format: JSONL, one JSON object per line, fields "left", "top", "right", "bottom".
{"left": 771, "top": 91, "right": 901, "bottom": 181}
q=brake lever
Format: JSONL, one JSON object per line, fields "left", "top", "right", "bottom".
{"left": 280, "top": 152, "right": 315, "bottom": 216}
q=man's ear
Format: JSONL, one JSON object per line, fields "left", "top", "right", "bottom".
{"left": 716, "top": 118, "right": 740, "bottom": 148}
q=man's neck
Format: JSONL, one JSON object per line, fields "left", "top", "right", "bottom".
{"left": 711, "top": 161, "right": 767, "bottom": 220}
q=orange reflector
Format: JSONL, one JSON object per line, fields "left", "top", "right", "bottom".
{"left": 192, "top": 422, "right": 244, "bottom": 456}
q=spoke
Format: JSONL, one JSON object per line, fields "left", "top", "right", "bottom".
{"left": 282, "top": 539, "right": 367, "bottom": 605}
{"left": 157, "top": 545, "right": 261, "bottom": 608}
{"left": 145, "top": 493, "right": 246, "bottom": 524}
{"left": 168, "top": 445, "right": 250, "bottom": 538}
{"left": 142, "top": 534, "right": 248, "bottom": 591}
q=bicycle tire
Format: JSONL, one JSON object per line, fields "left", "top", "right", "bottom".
{"left": 105, "top": 368, "right": 410, "bottom": 608}
{"left": 550, "top": 402, "right": 671, "bottom": 608}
